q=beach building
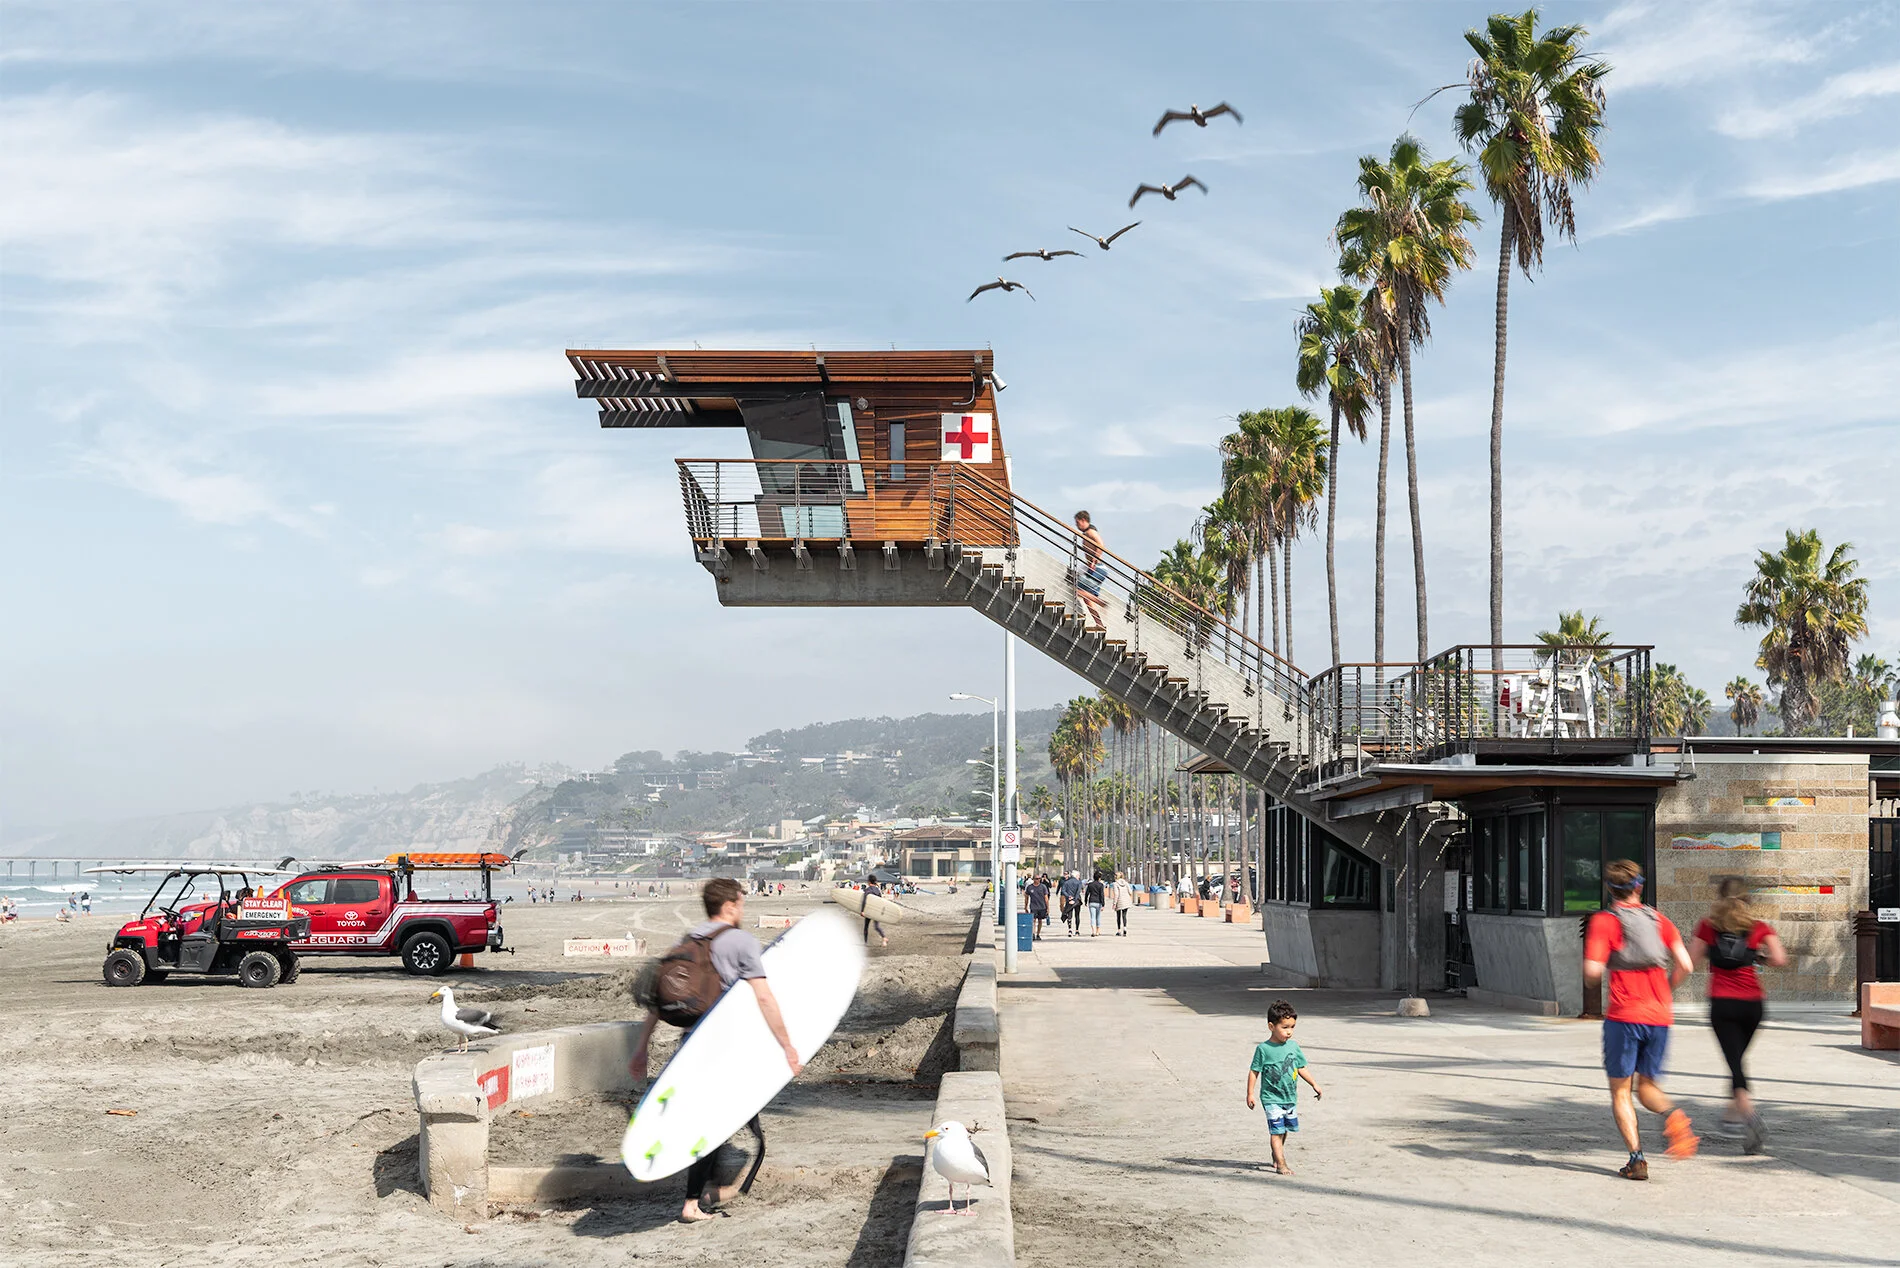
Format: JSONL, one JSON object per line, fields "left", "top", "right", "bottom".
{"left": 574, "top": 345, "right": 1899, "bottom": 1012}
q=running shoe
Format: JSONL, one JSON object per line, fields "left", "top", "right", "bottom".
{"left": 1663, "top": 1109, "right": 1699, "bottom": 1159}
{"left": 1743, "top": 1114, "right": 1766, "bottom": 1155}
{"left": 1618, "top": 1156, "right": 1649, "bottom": 1181}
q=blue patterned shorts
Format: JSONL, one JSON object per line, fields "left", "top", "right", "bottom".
{"left": 1264, "top": 1103, "right": 1299, "bottom": 1135}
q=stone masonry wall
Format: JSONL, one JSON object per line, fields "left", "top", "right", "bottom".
{"left": 1654, "top": 754, "right": 1869, "bottom": 1004}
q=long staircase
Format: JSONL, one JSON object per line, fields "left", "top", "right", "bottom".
{"left": 676, "top": 459, "right": 1406, "bottom": 862}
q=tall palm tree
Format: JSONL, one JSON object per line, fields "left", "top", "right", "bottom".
{"left": 1296, "top": 283, "right": 1374, "bottom": 668}
{"left": 1724, "top": 676, "right": 1763, "bottom": 736}
{"left": 1337, "top": 135, "right": 1479, "bottom": 664}
{"left": 1534, "top": 609, "right": 1612, "bottom": 654}
{"left": 1735, "top": 529, "right": 1870, "bottom": 733}
{"left": 1199, "top": 495, "right": 1254, "bottom": 655}
{"left": 1220, "top": 410, "right": 1279, "bottom": 657}
{"left": 1262, "top": 406, "right": 1329, "bottom": 668}
{"left": 1455, "top": 10, "right": 1609, "bottom": 657}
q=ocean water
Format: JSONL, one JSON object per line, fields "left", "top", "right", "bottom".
{"left": 0, "top": 879, "right": 154, "bottom": 915}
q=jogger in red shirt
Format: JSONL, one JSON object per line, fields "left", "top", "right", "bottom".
{"left": 1582, "top": 859, "right": 1698, "bottom": 1180}
{"left": 1690, "top": 876, "right": 1789, "bottom": 1153}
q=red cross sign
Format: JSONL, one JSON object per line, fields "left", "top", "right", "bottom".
{"left": 940, "top": 413, "right": 993, "bottom": 463}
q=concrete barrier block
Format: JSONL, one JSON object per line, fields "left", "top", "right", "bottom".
{"left": 953, "top": 960, "right": 1000, "bottom": 1072}
{"left": 905, "top": 1070, "right": 1012, "bottom": 1268}
{"left": 413, "top": 1053, "right": 490, "bottom": 1216}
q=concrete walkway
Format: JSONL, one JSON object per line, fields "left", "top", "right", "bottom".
{"left": 998, "top": 905, "right": 1897, "bottom": 1267}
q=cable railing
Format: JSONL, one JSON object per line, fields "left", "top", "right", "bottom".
{"left": 1308, "top": 644, "right": 1654, "bottom": 771}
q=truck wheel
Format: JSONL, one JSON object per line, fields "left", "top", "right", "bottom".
{"left": 276, "top": 953, "right": 301, "bottom": 984}
{"left": 401, "top": 931, "right": 452, "bottom": 976}
{"left": 103, "top": 949, "right": 147, "bottom": 987}
{"left": 237, "top": 950, "right": 283, "bottom": 989}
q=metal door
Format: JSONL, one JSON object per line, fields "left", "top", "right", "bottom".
{"left": 1872, "top": 819, "right": 1898, "bottom": 981}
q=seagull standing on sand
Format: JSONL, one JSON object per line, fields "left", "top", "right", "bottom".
{"left": 1129, "top": 176, "right": 1207, "bottom": 208}
{"left": 1152, "top": 102, "right": 1243, "bottom": 135}
{"left": 431, "top": 987, "right": 500, "bottom": 1052}
{"left": 924, "top": 1121, "right": 991, "bottom": 1215}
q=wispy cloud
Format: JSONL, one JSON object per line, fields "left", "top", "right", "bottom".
{"left": 1597, "top": 2, "right": 1822, "bottom": 92}
{"left": 1718, "top": 61, "right": 1900, "bottom": 138}
{"left": 1745, "top": 147, "right": 1900, "bottom": 201}
{"left": 1588, "top": 190, "right": 1704, "bottom": 239}
{"left": 75, "top": 429, "right": 318, "bottom": 533}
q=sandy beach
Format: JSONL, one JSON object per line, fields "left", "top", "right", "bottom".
{"left": 0, "top": 886, "right": 981, "bottom": 1267}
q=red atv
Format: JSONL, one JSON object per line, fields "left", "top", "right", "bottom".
{"left": 97, "top": 865, "right": 311, "bottom": 989}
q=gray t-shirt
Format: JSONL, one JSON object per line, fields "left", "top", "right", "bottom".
{"left": 689, "top": 919, "right": 766, "bottom": 988}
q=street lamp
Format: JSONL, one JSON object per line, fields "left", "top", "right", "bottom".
{"left": 950, "top": 693, "right": 1000, "bottom": 923}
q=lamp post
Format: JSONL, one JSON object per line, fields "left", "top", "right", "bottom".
{"left": 950, "top": 693, "right": 1000, "bottom": 926}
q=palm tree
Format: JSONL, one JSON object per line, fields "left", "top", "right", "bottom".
{"left": 1724, "top": 676, "right": 1763, "bottom": 736}
{"left": 1647, "top": 663, "right": 1710, "bottom": 736}
{"left": 1534, "top": 610, "right": 1612, "bottom": 655}
{"left": 1262, "top": 406, "right": 1329, "bottom": 668}
{"left": 1151, "top": 537, "right": 1231, "bottom": 646}
{"left": 1220, "top": 411, "right": 1280, "bottom": 656}
{"left": 1199, "top": 495, "right": 1254, "bottom": 656}
{"left": 1296, "top": 283, "right": 1375, "bottom": 668}
{"left": 1735, "top": 529, "right": 1870, "bottom": 733}
{"left": 1455, "top": 10, "right": 1609, "bottom": 657}
{"left": 1337, "top": 136, "right": 1479, "bottom": 664}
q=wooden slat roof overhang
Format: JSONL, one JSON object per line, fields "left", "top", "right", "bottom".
{"left": 567, "top": 348, "right": 996, "bottom": 429}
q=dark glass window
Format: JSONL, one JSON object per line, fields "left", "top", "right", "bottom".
{"left": 331, "top": 877, "right": 382, "bottom": 905}
{"left": 1561, "top": 809, "right": 1605, "bottom": 913}
{"left": 1318, "top": 841, "right": 1377, "bottom": 908}
{"left": 1513, "top": 814, "right": 1546, "bottom": 913}
{"left": 286, "top": 879, "right": 329, "bottom": 905}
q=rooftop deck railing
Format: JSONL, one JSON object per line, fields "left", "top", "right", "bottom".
{"left": 1308, "top": 644, "right": 1654, "bottom": 775}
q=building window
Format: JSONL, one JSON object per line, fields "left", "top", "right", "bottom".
{"left": 888, "top": 422, "right": 906, "bottom": 482}
{"left": 936, "top": 858, "right": 957, "bottom": 877}
{"left": 1514, "top": 814, "right": 1546, "bottom": 913}
{"left": 1317, "top": 840, "right": 1377, "bottom": 908}
{"left": 1472, "top": 809, "right": 1546, "bottom": 913}
{"left": 1559, "top": 806, "right": 1652, "bottom": 911}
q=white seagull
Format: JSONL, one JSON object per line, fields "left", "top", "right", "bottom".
{"left": 924, "top": 1120, "right": 991, "bottom": 1215}
{"left": 430, "top": 986, "right": 500, "bottom": 1052}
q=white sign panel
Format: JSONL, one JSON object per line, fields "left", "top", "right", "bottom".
{"left": 940, "top": 413, "right": 993, "bottom": 464}
{"left": 1879, "top": 907, "right": 1900, "bottom": 923}
{"left": 511, "top": 1043, "right": 556, "bottom": 1101}
{"left": 1000, "top": 828, "right": 1020, "bottom": 847}
{"left": 999, "top": 847, "right": 1021, "bottom": 863}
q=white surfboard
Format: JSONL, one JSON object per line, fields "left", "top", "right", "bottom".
{"left": 622, "top": 907, "right": 866, "bottom": 1182}
{"left": 828, "top": 886, "right": 906, "bottom": 924}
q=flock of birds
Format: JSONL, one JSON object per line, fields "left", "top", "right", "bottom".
{"left": 968, "top": 101, "right": 1241, "bottom": 303}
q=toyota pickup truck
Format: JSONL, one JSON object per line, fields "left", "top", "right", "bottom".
{"left": 262, "top": 852, "right": 514, "bottom": 975}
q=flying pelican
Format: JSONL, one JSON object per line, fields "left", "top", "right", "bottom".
{"left": 967, "top": 278, "right": 1035, "bottom": 302}
{"left": 924, "top": 1121, "right": 991, "bottom": 1215}
{"left": 1066, "top": 222, "right": 1141, "bottom": 250}
{"left": 1003, "top": 248, "right": 1083, "bottom": 262}
{"left": 431, "top": 986, "right": 500, "bottom": 1052}
{"left": 1153, "top": 102, "right": 1243, "bottom": 136}
{"left": 1129, "top": 175, "right": 1208, "bottom": 209}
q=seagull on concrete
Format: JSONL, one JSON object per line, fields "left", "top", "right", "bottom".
{"left": 1130, "top": 176, "right": 1207, "bottom": 209}
{"left": 924, "top": 1120, "right": 990, "bottom": 1215}
{"left": 1068, "top": 221, "right": 1140, "bottom": 250}
{"left": 1003, "top": 247, "right": 1083, "bottom": 262}
{"left": 431, "top": 986, "right": 500, "bottom": 1052}
{"left": 1153, "top": 102, "right": 1243, "bottom": 136}
{"left": 967, "top": 277, "right": 1034, "bottom": 302}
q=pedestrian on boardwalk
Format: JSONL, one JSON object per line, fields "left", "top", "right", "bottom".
{"left": 1245, "top": 999, "right": 1323, "bottom": 1175}
{"left": 1027, "top": 874, "right": 1051, "bottom": 940}
{"left": 1084, "top": 871, "right": 1107, "bottom": 936}
{"left": 1058, "top": 870, "right": 1084, "bottom": 936}
{"left": 1582, "top": 859, "right": 1699, "bottom": 1180}
{"left": 1110, "top": 871, "right": 1135, "bottom": 936}
{"left": 1690, "top": 877, "right": 1788, "bottom": 1153}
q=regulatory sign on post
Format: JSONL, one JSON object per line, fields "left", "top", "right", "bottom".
{"left": 999, "top": 827, "right": 1021, "bottom": 864}
{"left": 1000, "top": 829, "right": 1020, "bottom": 847}
{"left": 1878, "top": 907, "right": 1900, "bottom": 923}
{"left": 999, "top": 847, "right": 1021, "bottom": 863}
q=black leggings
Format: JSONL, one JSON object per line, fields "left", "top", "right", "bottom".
{"left": 685, "top": 1115, "right": 765, "bottom": 1204}
{"left": 1710, "top": 998, "right": 1765, "bottom": 1092}
{"left": 1114, "top": 907, "right": 1128, "bottom": 931}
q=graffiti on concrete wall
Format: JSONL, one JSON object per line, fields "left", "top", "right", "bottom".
{"left": 1669, "top": 831, "right": 1782, "bottom": 851}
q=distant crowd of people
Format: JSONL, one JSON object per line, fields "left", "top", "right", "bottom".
{"left": 1021, "top": 869, "right": 1137, "bottom": 939}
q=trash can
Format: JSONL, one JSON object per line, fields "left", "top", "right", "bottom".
{"left": 1016, "top": 911, "right": 1034, "bottom": 953}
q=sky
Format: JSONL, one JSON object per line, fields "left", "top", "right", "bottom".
{"left": 3, "top": 0, "right": 1896, "bottom": 828}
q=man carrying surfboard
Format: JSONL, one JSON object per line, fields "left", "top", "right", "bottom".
{"left": 631, "top": 877, "right": 804, "bottom": 1222}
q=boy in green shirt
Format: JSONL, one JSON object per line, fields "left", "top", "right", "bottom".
{"left": 1245, "top": 999, "right": 1323, "bottom": 1174}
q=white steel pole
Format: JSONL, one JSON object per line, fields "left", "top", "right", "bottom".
{"left": 990, "top": 699, "right": 1000, "bottom": 926}
{"left": 1003, "top": 631, "right": 1019, "bottom": 974}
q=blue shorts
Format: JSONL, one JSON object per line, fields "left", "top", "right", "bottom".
{"left": 1602, "top": 1020, "right": 1670, "bottom": 1080}
{"left": 1263, "top": 1103, "right": 1299, "bottom": 1135}
{"left": 1078, "top": 565, "right": 1106, "bottom": 596}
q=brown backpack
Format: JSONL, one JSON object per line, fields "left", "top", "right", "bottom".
{"left": 652, "top": 926, "right": 739, "bottom": 1027}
